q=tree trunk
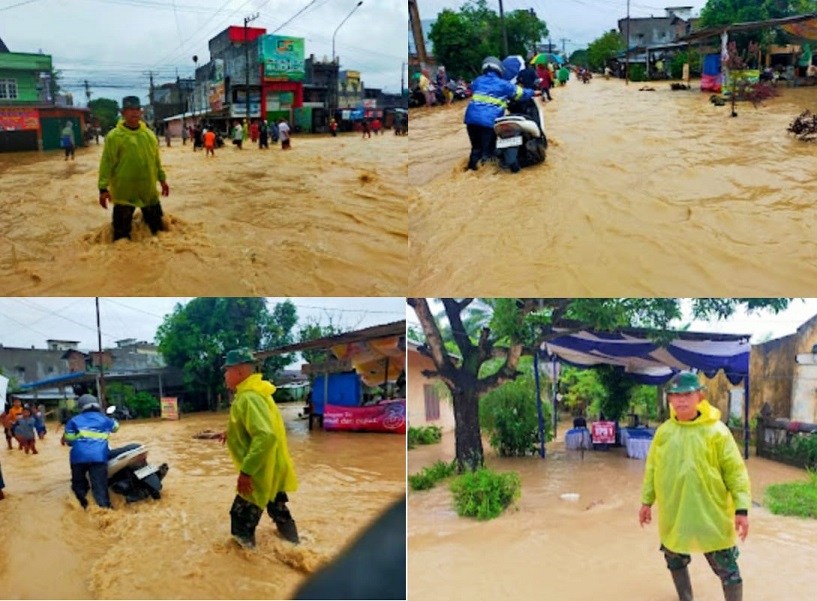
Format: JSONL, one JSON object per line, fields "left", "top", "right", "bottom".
{"left": 452, "top": 386, "right": 484, "bottom": 473}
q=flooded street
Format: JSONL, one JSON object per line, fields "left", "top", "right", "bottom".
{"left": 408, "top": 429, "right": 817, "bottom": 601}
{"left": 409, "top": 77, "right": 817, "bottom": 295}
{"left": 0, "top": 133, "right": 407, "bottom": 296}
{"left": 0, "top": 405, "right": 405, "bottom": 599}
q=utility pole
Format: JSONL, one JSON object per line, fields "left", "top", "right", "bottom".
{"left": 560, "top": 38, "right": 571, "bottom": 58}
{"left": 149, "top": 71, "right": 156, "bottom": 131}
{"left": 625, "top": 0, "right": 631, "bottom": 85}
{"left": 401, "top": 61, "right": 406, "bottom": 94}
{"left": 95, "top": 297, "right": 106, "bottom": 409}
{"left": 498, "top": 0, "right": 508, "bottom": 57}
{"left": 244, "top": 12, "right": 260, "bottom": 123}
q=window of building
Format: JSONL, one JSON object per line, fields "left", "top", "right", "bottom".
{"left": 423, "top": 384, "right": 440, "bottom": 421}
{"left": 0, "top": 79, "right": 19, "bottom": 100}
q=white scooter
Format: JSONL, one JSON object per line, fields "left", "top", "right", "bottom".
{"left": 106, "top": 407, "right": 168, "bottom": 503}
{"left": 494, "top": 97, "right": 548, "bottom": 172}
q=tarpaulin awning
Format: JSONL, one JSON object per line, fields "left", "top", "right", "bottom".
{"left": 782, "top": 18, "right": 817, "bottom": 40}
{"left": 540, "top": 327, "right": 751, "bottom": 385}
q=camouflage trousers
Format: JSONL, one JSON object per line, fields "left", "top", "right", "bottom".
{"left": 230, "top": 492, "right": 299, "bottom": 545}
{"left": 661, "top": 544, "right": 742, "bottom": 586}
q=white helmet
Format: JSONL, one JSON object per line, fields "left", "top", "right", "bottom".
{"left": 77, "top": 394, "right": 101, "bottom": 412}
{"left": 481, "top": 56, "right": 503, "bottom": 76}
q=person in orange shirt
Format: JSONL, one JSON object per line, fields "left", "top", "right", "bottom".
{"left": 203, "top": 128, "right": 216, "bottom": 157}
{"left": 6, "top": 398, "right": 23, "bottom": 450}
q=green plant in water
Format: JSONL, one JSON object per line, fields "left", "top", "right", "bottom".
{"left": 408, "top": 459, "right": 457, "bottom": 491}
{"left": 450, "top": 468, "right": 521, "bottom": 520}
{"left": 765, "top": 469, "right": 817, "bottom": 519}
{"left": 407, "top": 425, "right": 443, "bottom": 450}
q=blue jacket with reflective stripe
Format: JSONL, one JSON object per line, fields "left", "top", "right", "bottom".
{"left": 463, "top": 71, "right": 534, "bottom": 128}
{"left": 64, "top": 410, "right": 120, "bottom": 464}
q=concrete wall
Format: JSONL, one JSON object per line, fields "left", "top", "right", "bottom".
{"left": 407, "top": 348, "right": 455, "bottom": 432}
{"left": 0, "top": 347, "right": 69, "bottom": 384}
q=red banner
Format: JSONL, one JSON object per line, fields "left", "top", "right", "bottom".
{"left": 591, "top": 421, "right": 616, "bottom": 444}
{"left": 323, "top": 399, "right": 406, "bottom": 434}
{"left": 0, "top": 108, "right": 38, "bottom": 131}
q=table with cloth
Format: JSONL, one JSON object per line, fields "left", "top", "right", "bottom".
{"left": 621, "top": 427, "right": 655, "bottom": 459}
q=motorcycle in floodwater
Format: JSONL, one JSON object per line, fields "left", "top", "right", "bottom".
{"left": 493, "top": 97, "right": 548, "bottom": 173}
{"left": 108, "top": 443, "right": 170, "bottom": 503}
{"left": 107, "top": 435, "right": 168, "bottom": 503}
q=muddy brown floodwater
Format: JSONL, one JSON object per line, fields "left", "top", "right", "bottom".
{"left": 408, "top": 78, "right": 817, "bottom": 296}
{"left": 408, "top": 430, "right": 817, "bottom": 601}
{"left": 0, "top": 132, "right": 407, "bottom": 296}
{"left": 0, "top": 405, "right": 405, "bottom": 599}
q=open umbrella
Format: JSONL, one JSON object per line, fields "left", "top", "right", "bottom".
{"left": 531, "top": 52, "right": 565, "bottom": 65}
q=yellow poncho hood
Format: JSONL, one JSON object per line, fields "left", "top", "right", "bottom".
{"left": 227, "top": 374, "right": 298, "bottom": 509}
{"left": 641, "top": 399, "right": 751, "bottom": 554}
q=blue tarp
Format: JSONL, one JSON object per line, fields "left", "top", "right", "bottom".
{"left": 19, "top": 371, "right": 89, "bottom": 389}
{"left": 703, "top": 53, "right": 721, "bottom": 76}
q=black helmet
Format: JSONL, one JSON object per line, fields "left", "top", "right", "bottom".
{"left": 481, "top": 56, "right": 503, "bottom": 76}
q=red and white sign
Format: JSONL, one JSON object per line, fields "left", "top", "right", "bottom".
{"left": 323, "top": 399, "right": 406, "bottom": 434}
{"left": 591, "top": 421, "right": 616, "bottom": 444}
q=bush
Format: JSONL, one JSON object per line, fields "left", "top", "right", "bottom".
{"left": 407, "top": 425, "right": 443, "bottom": 450}
{"left": 479, "top": 371, "right": 551, "bottom": 457}
{"left": 450, "top": 468, "right": 521, "bottom": 520}
{"left": 765, "top": 469, "right": 817, "bottom": 518}
{"left": 408, "top": 459, "right": 457, "bottom": 491}
{"left": 669, "top": 51, "right": 702, "bottom": 79}
{"left": 627, "top": 64, "right": 647, "bottom": 82}
{"left": 105, "top": 382, "right": 160, "bottom": 419}
{"left": 773, "top": 433, "right": 817, "bottom": 468}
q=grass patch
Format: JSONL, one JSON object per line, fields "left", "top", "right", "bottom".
{"left": 408, "top": 459, "right": 457, "bottom": 491}
{"left": 765, "top": 469, "right": 817, "bottom": 518}
{"left": 408, "top": 425, "right": 443, "bottom": 450}
{"left": 450, "top": 468, "right": 521, "bottom": 520}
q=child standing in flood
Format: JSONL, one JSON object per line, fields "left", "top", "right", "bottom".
{"left": 15, "top": 407, "right": 38, "bottom": 454}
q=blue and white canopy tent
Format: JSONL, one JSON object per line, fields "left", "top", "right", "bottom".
{"left": 533, "top": 326, "right": 753, "bottom": 458}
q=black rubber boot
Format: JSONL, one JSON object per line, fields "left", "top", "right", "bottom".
{"left": 267, "top": 495, "right": 300, "bottom": 544}
{"left": 723, "top": 583, "right": 742, "bottom": 601}
{"left": 670, "top": 568, "right": 694, "bottom": 601}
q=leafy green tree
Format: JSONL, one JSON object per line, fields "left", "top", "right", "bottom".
{"left": 587, "top": 30, "right": 624, "bottom": 72}
{"left": 408, "top": 298, "right": 791, "bottom": 472}
{"left": 670, "top": 51, "right": 702, "bottom": 79}
{"left": 428, "top": 0, "right": 548, "bottom": 79}
{"left": 88, "top": 98, "right": 120, "bottom": 133}
{"left": 156, "top": 298, "right": 297, "bottom": 411}
{"left": 561, "top": 367, "right": 607, "bottom": 416}
{"left": 569, "top": 49, "right": 589, "bottom": 68}
{"left": 105, "top": 382, "right": 160, "bottom": 418}
{"left": 298, "top": 318, "right": 344, "bottom": 366}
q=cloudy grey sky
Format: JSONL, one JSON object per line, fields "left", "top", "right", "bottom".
{"left": 1, "top": 0, "right": 407, "bottom": 104}
{"left": 418, "top": 0, "right": 708, "bottom": 55}
{"left": 0, "top": 297, "right": 406, "bottom": 351}
{"left": 408, "top": 299, "right": 817, "bottom": 344}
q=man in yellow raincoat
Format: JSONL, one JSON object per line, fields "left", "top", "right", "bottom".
{"left": 223, "top": 348, "right": 299, "bottom": 549}
{"left": 98, "top": 96, "right": 170, "bottom": 241}
{"left": 639, "top": 371, "right": 750, "bottom": 601}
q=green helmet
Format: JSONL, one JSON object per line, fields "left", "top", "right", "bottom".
{"left": 666, "top": 371, "right": 703, "bottom": 394}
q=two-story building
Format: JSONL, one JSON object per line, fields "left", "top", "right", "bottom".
{"left": 0, "top": 37, "right": 89, "bottom": 152}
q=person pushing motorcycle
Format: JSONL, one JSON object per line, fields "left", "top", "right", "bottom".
{"left": 463, "top": 56, "right": 540, "bottom": 171}
{"left": 63, "top": 394, "right": 120, "bottom": 509}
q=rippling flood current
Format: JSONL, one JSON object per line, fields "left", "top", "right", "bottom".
{"left": 408, "top": 430, "right": 817, "bottom": 601}
{"left": 0, "top": 406, "right": 405, "bottom": 599}
{"left": 409, "top": 78, "right": 817, "bottom": 295}
{"left": 0, "top": 133, "right": 407, "bottom": 296}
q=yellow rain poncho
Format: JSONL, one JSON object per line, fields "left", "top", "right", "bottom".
{"left": 227, "top": 374, "right": 298, "bottom": 509}
{"left": 98, "top": 120, "right": 166, "bottom": 208}
{"left": 641, "top": 399, "right": 750, "bottom": 554}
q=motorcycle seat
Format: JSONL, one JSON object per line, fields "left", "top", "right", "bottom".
{"left": 495, "top": 115, "right": 543, "bottom": 138}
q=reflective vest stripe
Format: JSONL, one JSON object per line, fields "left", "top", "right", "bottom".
{"left": 471, "top": 93, "right": 508, "bottom": 109}
{"left": 513, "top": 86, "right": 525, "bottom": 100}
{"left": 67, "top": 429, "right": 111, "bottom": 441}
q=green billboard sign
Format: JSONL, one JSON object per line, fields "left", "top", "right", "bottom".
{"left": 259, "top": 35, "right": 305, "bottom": 82}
